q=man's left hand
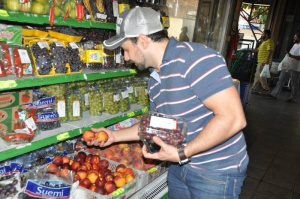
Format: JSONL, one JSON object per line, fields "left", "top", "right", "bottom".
{"left": 142, "top": 136, "right": 180, "bottom": 162}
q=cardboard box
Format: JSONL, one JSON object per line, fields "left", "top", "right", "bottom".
{"left": 0, "top": 90, "right": 32, "bottom": 110}
{"left": 0, "top": 24, "right": 22, "bottom": 45}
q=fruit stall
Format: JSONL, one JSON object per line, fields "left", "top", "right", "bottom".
{"left": 0, "top": 0, "right": 170, "bottom": 198}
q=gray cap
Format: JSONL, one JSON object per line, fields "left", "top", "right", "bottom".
{"left": 103, "top": 7, "right": 164, "bottom": 50}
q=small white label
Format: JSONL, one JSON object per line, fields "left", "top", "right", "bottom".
{"left": 73, "top": 100, "right": 80, "bottom": 117}
{"left": 69, "top": 42, "right": 78, "bottom": 49}
{"left": 55, "top": 42, "right": 64, "bottom": 47}
{"left": 145, "top": 89, "right": 148, "bottom": 95}
{"left": 25, "top": 117, "right": 37, "bottom": 131}
{"left": 86, "top": 15, "right": 91, "bottom": 19}
{"left": 84, "top": 94, "right": 89, "bottom": 106}
{"left": 150, "top": 116, "right": 177, "bottom": 130}
{"left": 127, "top": 86, "right": 133, "bottom": 93}
{"left": 14, "top": 128, "right": 31, "bottom": 134}
{"left": 114, "top": 94, "right": 120, "bottom": 102}
{"left": 37, "top": 42, "right": 49, "bottom": 49}
{"left": 121, "top": 91, "right": 128, "bottom": 98}
{"left": 96, "top": 13, "right": 107, "bottom": 20}
{"left": 18, "top": 49, "right": 31, "bottom": 64}
{"left": 57, "top": 100, "right": 66, "bottom": 117}
{"left": 115, "top": 50, "right": 121, "bottom": 64}
{"left": 113, "top": 0, "right": 119, "bottom": 17}
{"left": 135, "top": 87, "right": 141, "bottom": 97}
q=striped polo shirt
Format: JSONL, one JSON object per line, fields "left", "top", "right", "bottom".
{"left": 148, "top": 37, "right": 248, "bottom": 174}
{"left": 258, "top": 38, "right": 274, "bottom": 63}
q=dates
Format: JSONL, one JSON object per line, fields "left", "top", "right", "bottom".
{"left": 31, "top": 43, "right": 52, "bottom": 75}
{"left": 139, "top": 112, "right": 187, "bottom": 153}
{"left": 89, "top": 89, "right": 103, "bottom": 116}
{"left": 49, "top": 43, "right": 68, "bottom": 74}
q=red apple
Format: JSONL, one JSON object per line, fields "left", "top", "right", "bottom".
{"left": 99, "top": 159, "right": 109, "bottom": 170}
{"left": 61, "top": 163, "right": 71, "bottom": 170}
{"left": 89, "top": 184, "right": 97, "bottom": 192}
{"left": 71, "top": 161, "right": 81, "bottom": 171}
{"left": 95, "top": 177, "right": 106, "bottom": 187}
{"left": 95, "top": 186, "right": 105, "bottom": 195}
{"left": 77, "top": 151, "right": 87, "bottom": 160}
{"left": 76, "top": 170, "right": 88, "bottom": 181}
{"left": 114, "top": 176, "right": 126, "bottom": 188}
{"left": 96, "top": 131, "right": 108, "bottom": 142}
{"left": 82, "top": 130, "right": 95, "bottom": 142}
{"left": 46, "top": 164, "right": 58, "bottom": 174}
{"left": 91, "top": 163, "right": 100, "bottom": 171}
{"left": 104, "top": 181, "right": 117, "bottom": 193}
{"left": 104, "top": 174, "right": 114, "bottom": 182}
{"left": 52, "top": 156, "right": 63, "bottom": 166}
{"left": 62, "top": 156, "right": 70, "bottom": 164}
{"left": 116, "top": 164, "right": 126, "bottom": 173}
{"left": 79, "top": 178, "right": 91, "bottom": 189}
{"left": 82, "top": 162, "right": 92, "bottom": 170}
{"left": 91, "top": 155, "right": 101, "bottom": 165}
{"left": 85, "top": 154, "right": 93, "bottom": 163}
{"left": 123, "top": 168, "right": 135, "bottom": 177}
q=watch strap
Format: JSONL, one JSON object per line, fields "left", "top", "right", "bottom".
{"left": 177, "top": 146, "right": 190, "bottom": 165}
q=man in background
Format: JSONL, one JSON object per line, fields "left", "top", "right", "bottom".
{"left": 250, "top": 30, "right": 274, "bottom": 94}
{"left": 179, "top": 26, "right": 189, "bottom": 42}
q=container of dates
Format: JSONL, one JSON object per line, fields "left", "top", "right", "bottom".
{"left": 139, "top": 111, "right": 188, "bottom": 153}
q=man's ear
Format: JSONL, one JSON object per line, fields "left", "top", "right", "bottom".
{"left": 137, "top": 34, "right": 150, "bottom": 49}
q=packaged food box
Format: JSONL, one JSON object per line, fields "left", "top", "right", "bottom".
{"left": 0, "top": 90, "right": 32, "bottom": 109}
{"left": 0, "top": 24, "right": 22, "bottom": 45}
{"left": 139, "top": 111, "right": 187, "bottom": 153}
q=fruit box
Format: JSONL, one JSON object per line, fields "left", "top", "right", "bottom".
{"left": 0, "top": 24, "right": 22, "bottom": 45}
{"left": 145, "top": 161, "right": 169, "bottom": 185}
{"left": 0, "top": 90, "right": 32, "bottom": 109}
{"left": 70, "top": 157, "right": 148, "bottom": 199}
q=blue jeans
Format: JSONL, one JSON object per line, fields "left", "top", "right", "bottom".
{"left": 167, "top": 164, "right": 247, "bottom": 199}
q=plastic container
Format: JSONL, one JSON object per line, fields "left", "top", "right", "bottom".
{"left": 66, "top": 90, "right": 82, "bottom": 121}
{"left": 66, "top": 42, "right": 83, "bottom": 73}
{"left": 88, "top": 88, "right": 103, "bottom": 116}
{"left": 119, "top": 87, "right": 130, "bottom": 112}
{"left": 136, "top": 81, "right": 149, "bottom": 106}
{"left": 139, "top": 111, "right": 188, "bottom": 153}
{"left": 49, "top": 41, "right": 68, "bottom": 74}
{"left": 103, "top": 88, "right": 119, "bottom": 115}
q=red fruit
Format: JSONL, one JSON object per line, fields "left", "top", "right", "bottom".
{"left": 87, "top": 172, "right": 99, "bottom": 184}
{"left": 123, "top": 168, "right": 135, "bottom": 178}
{"left": 77, "top": 164, "right": 88, "bottom": 172}
{"left": 82, "top": 130, "right": 95, "bottom": 142}
{"left": 91, "top": 155, "right": 101, "bottom": 165}
{"left": 96, "top": 131, "right": 108, "bottom": 142}
{"left": 71, "top": 161, "right": 81, "bottom": 171}
{"left": 89, "top": 184, "right": 97, "bottom": 192}
{"left": 91, "top": 163, "right": 100, "bottom": 171}
{"left": 104, "top": 174, "right": 114, "bottom": 182}
{"left": 46, "top": 164, "right": 58, "bottom": 174}
{"left": 82, "top": 162, "right": 92, "bottom": 170}
{"left": 104, "top": 181, "right": 116, "bottom": 193}
{"left": 99, "top": 159, "right": 109, "bottom": 170}
{"left": 79, "top": 178, "right": 91, "bottom": 189}
{"left": 76, "top": 170, "right": 88, "bottom": 181}
{"left": 114, "top": 176, "right": 126, "bottom": 188}
{"left": 62, "top": 156, "right": 70, "bottom": 164}
{"left": 61, "top": 163, "right": 71, "bottom": 170}
{"left": 77, "top": 151, "right": 87, "bottom": 160}
{"left": 52, "top": 156, "right": 63, "bottom": 166}
{"left": 85, "top": 154, "right": 93, "bottom": 163}
{"left": 100, "top": 169, "right": 111, "bottom": 178}
{"left": 95, "top": 177, "right": 106, "bottom": 187}
{"left": 95, "top": 186, "right": 105, "bottom": 195}
{"left": 116, "top": 164, "right": 126, "bottom": 173}
{"left": 74, "top": 155, "right": 85, "bottom": 164}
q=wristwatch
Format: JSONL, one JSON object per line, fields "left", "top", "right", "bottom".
{"left": 177, "top": 145, "right": 190, "bottom": 165}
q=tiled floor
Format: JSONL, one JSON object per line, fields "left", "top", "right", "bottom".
{"left": 241, "top": 90, "right": 300, "bottom": 199}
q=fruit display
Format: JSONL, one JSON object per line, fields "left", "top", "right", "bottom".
{"left": 66, "top": 91, "right": 82, "bottom": 121}
{"left": 31, "top": 42, "right": 53, "bottom": 75}
{"left": 67, "top": 42, "right": 83, "bottom": 72}
{"left": 0, "top": 44, "right": 14, "bottom": 75}
{"left": 49, "top": 42, "right": 68, "bottom": 74}
{"left": 88, "top": 88, "right": 103, "bottom": 116}
{"left": 31, "top": 0, "right": 51, "bottom": 15}
{"left": 3, "top": 0, "right": 31, "bottom": 13}
{"left": 119, "top": 88, "right": 130, "bottom": 112}
{"left": 139, "top": 111, "right": 188, "bottom": 153}
{"left": 136, "top": 83, "right": 149, "bottom": 106}
{"left": 103, "top": 89, "right": 119, "bottom": 114}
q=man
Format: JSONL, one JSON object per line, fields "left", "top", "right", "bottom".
{"left": 251, "top": 30, "right": 274, "bottom": 94}
{"left": 270, "top": 33, "right": 300, "bottom": 102}
{"left": 87, "top": 7, "right": 248, "bottom": 199}
{"left": 179, "top": 26, "right": 189, "bottom": 42}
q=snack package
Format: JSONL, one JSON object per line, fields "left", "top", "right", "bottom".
{"left": 139, "top": 111, "right": 188, "bottom": 153}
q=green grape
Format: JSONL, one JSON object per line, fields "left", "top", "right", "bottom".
{"left": 103, "top": 90, "right": 119, "bottom": 114}
{"left": 66, "top": 93, "right": 82, "bottom": 121}
{"left": 89, "top": 90, "right": 102, "bottom": 116}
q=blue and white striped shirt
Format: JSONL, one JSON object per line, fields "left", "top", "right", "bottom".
{"left": 148, "top": 37, "right": 248, "bottom": 173}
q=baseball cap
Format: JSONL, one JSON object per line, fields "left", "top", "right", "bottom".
{"left": 103, "top": 7, "right": 164, "bottom": 50}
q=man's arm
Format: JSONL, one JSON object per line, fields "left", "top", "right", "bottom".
{"left": 184, "top": 86, "right": 246, "bottom": 157}
{"left": 142, "top": 86, "right": 246, "bottom": 162}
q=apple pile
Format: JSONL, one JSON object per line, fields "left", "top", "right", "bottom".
{"left": 46, "top": 151, "right": 135, "bottom": 195}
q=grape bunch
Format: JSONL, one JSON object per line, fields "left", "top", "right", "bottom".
{"left": 66, "top": 47, "right": 82, "bottom": 72}
{"left": 37, "top": 120, "right": 61, "bottom": 131}
{"left": 31, "top": 44, "right": 52, "bottom": 75}
{"left": 0, "top": 180, "right": 18, "bottom": 199}
{"left": 50, "top": 44, "right": 68, "bottom": 74}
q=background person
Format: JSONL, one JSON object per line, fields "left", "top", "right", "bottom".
{"left": 179, "top": 26, "right": 189, "bottom": 42}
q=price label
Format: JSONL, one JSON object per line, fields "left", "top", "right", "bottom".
{"left": 142, "top": 107, "right": 149, "bottom": 113}
{"left": 37, "top": 42, "right": 49, "bottom": 49}
{"left": 73, "top": 100, "right": 80, "bottom": 117}
{"left": 25, "top": 117, "right": 37, "bottom": 131}
{"left": 57, "top": 100, "right": 66, "bottom": 117}
{"left": 96, "top": 13, "right": 107, "bottom": 20}
{"left": 127, "top": 112, "right": 135, "bottom": 117}
{"left": 55, "top": 42, "right": 64, "bottom": 47}
{"left": 112, "top": 188, "right": 124, "bottom": 196}
{"left": 0, "top": 9, "right": 9, "bottom": 17}
{"left": 113, "top": 94, "right": 120, "bottom": 102}
{"left": 127, "top": 86, "right": 133, "bottom": 93}
{"left": 121, "top": 91, "right": 128, "bottom": 98}
{"left": 57, "top": 132, "right": 70, "bottom": 141}
{"left": 69, "top": 42, "right": 78, "bottom": 49}
{"left": 129, "top": 69, "right": 136, "bottom": 74}
{"left": 148, "top": 167, "right": 158, "bottom": 173}
{"left": 18, "top": 49, "right": 31, "bottom": 64}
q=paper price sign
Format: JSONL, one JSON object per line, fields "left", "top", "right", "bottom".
{"left": 57, "top": 132, "right": 70, "bottom": 141}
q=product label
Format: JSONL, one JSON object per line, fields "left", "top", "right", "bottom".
{"left": 55, "top": 42, "right": 64, "bottom": 47}
{"left": 25, "top": 180, "right": 71, "bottom": 199}
{"left": 26, "top": 96, "right": 55, "bottom": 109}
{"left": 37, "top": 42, "right": 49, "bottom": 49}
{"left": 121, "top": 91, "right": 128, "bottom": 98}
{"left": 36, "top": 112, "right": 59, "bottom": 122}
{"left": 86, "top": 15, "right": 91, "bottom": 19}
{"left": 115, "top": 48, "right": 121, "bottom": 64}
{"left": 113, "top": 94, "right": 120, "bottom": 102}
{"left": 150, "top": 116, "right": 177, "bottom": 130}
{"left": 0, "top": 166, "right": 12, "bottom": 178}
{"left": 96, "top": 13, "right": 107, "bottom": 20}
{"left": 25, "top": 117, "right": 37, "bottom": 131}
{"left": 57, "top": 100, "right": 66, "bottom": 118}
{"left": 118, "top": 4, "right": 130, "bottom": 14}
{"left": 84, "top": 94, "right": 89, "bottom": 106}
{"left": 85, "top": 50, "right": 103, "bottom": 63}
{"left": 73, "top": 100, "right": 80, "bottom": 117}
{"left": 69, "top": 42, "right": 78, "bottom": 49}
{"left": 113, "top": 0, "right": 119, "bottom": 17}
{"left": 162, "top": 16, "right": 170, "bottom": 28}
{"left": 127, "top": 86, "right": 133, "bottom": 93}
{"left": 18, "top": 49, "right": 31, "bottom": 64}
{"left": 10, "top": 162, "right": 24, "bottom": 173}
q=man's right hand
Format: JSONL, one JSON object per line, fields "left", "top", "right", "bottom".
{"left": 83, "top": 128, "right": 116, "bottom": 147}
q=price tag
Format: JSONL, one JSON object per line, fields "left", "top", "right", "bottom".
{"left": 84, "top": 94, "right": 89, "bottom": 106}
{"left": 0, "top": 80, "right": 17, "bottom": 88}
{"left": 96, "top": 13, "right": 107, "bottom": 20}
{"left": 69, "top": 42, "right": 78, "bottom": 49}
{"left": 148, "top": 167, "right": 158, "bottom": 173}
{"left": 113, "top": 94, "right": 120, "bottom": 102}
{"left": 55, "top": 42, "right": 64, "bottom": 47}
{"left": 0, "top": 9, "right": 9, "bottom": 17}
{"left": 25, "top": 117, "right": 37, "bottom": 131}
{"left": 112, "top": 188, "right": 124, "bottom": 197}
{"left": 112, "top": 0, "right": 119, "bottom": 17}
{"left": 150, "top": 116, "right": 177, "bottom": 130}
{"left": 37, "top": 42, "right": 49, "bottom": 49}
{"left": 73, "top": 100, "right": 80, "bottom": 117}
{"left": 127, "top": 112, "right": 135, "bottom": 117}
{"left": 57, "top": 132, "right": 70, "bottom": 141}
{"left": 121, "top": 91, "right": 128, "bottom": 98}
{"left": 127, "top": 86, "right": 133, "bottom": 93}
{"left": 57, "top": 100, "right": 66, "bottom": 117}
{"left": 129, "top": 69, "right": 136, "bottom": 74}
{"left": 86, "top": 15, "right": 91, "bottom": 19}
{"left": 142, "top": 107, "right": 149, "bottom": 113}
{"left": 18, "top": 49, "right": 31, "bottom": 64}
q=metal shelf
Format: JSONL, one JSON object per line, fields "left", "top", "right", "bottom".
{"left": 0, "top": 69, "right": 137, "bottom": 91}
{"left": 0, "top": 10, "right": 116, "bottom": 30}
{"left": 0, "top": 105, "right": 149, "bottom": 162}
